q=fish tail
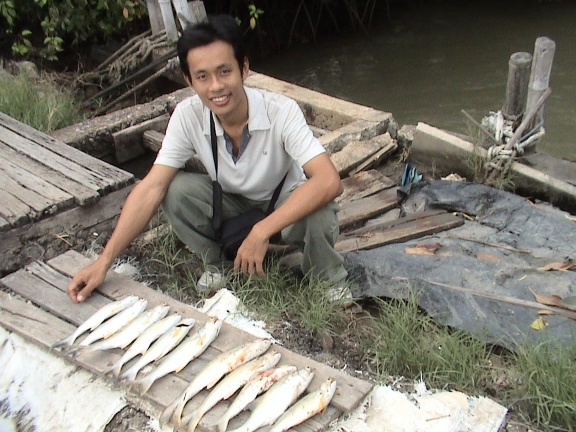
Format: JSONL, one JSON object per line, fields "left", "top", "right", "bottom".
{"left": 214, "top": 416, "right": 230, "bottom": 432}
{"left": 119, "top": 365, "right": 139, "bottom": 382}
{"left": 63, "top": 346, "right": 80, "bottom": 357}
{"left": 171, "top": 399, "right": 189, "bottom": 427}
{"left": 159, "top": 396, "right": 181, "bottom": 427}
{"left": 137, "top": 376, "right": 154, "bottom": 395}
{"left": 52, "top": 334, "right": 77, "bottom": 350}
{"left": 183, "top": 410, "right": 202, "bottom": 432}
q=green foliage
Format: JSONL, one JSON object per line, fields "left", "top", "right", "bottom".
{"left": 359, "top": 293, "right": 493, "bottom": 392}
{"left": 0, "top": 0, "right": 148, "bottom": 60}
{"left": 0, "top": 72, "right": 85, "bottom": 132}
{"left": 509, "top": 340, "right": 576, "bottom": 430}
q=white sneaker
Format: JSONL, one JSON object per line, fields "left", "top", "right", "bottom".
{"left": 197, "top": 270, "right": 228, "bottom": 293}
{"left": 327, "top": 285, "right": 354, "bottom": 307}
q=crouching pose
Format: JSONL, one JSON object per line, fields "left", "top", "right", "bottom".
{"left": 67, "top": 15, "right": 351, "bottom": 304}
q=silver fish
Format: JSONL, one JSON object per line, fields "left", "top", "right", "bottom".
{"left": 52, "top": 295, "right": 139, "bottom": 348}
{"left": 183, "top": 350, "right": 282, "bottom": 432}
{"left": 67, "top": 298, "right": 148, "bottom": 353}
{"left": 71, "top": 304, "right": 170, "bottom": 357}
{"left": 160, "top": 338, "right": 272, "bottom": 427}
{"left": 119, "top": 317, "right": 196, "bottom": 381}
{"left": 214, "top": 365, "right": 297, "bottom": 432}
{"left": 268, "top": 377, "right": 337, "bottom": 432}
{"left": 134, "top": 316, "right": 223, "bottom": 395}
{"left": 227, "top": 367, "right": 314, "bottom": 432}
{"left": 106, "top": 313, "right": 182, "bottom": 377}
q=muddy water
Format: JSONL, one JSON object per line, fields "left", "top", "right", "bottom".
{"left": 253, "top": 0, "right": 576, "bottom": 161}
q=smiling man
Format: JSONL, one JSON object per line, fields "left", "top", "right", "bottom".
{"left": 67, "top": 15, "right": 351, "bottom": 305}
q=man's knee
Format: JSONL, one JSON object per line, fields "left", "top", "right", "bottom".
{"left": 162, "top": 173, "right": 213, "bottom": 217}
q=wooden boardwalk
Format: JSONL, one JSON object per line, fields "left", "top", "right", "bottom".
{"left": 0, "top": 250, "right": 375, "bottom": 432}
{"left": 0, "top": 112, "right": 135, "bottom": 275}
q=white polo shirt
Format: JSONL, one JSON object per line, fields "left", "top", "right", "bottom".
{"left": 155, "top": 86, "right": 326, "bottom": 201}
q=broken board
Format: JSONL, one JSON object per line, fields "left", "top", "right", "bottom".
{"left": 0, "top": 250, "right": 373, "bottom": 432}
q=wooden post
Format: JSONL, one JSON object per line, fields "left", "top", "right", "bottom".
{"left": 171, "top": 0, "right": 193, "bottom": 29}
{"left": 188, "top": 1, "right": 208, "bottom": 24}
{"left": 502, "top": 52, "right": 532, "bottom": 119}
{"left": 526, "top": 37, "right": 556, "bottom": 131}
{"left": 158, "top": 0, "right": 179, "bottom": 41}
{"left": 146, "top": 0, "right": 165, "bottom": 34}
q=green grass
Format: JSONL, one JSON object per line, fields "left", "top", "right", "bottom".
{"left": 359, "top": 294, "right": 494, "bottom": 393}
{"left": 144, "top": 212, "right": 576, "bottom": 432}
{"left": 0, "top": 72, "right": 85, "bottom": 132}
{"left": 508, "top": 340, "right": 576, "bottom": 430}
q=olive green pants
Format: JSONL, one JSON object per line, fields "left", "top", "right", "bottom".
{"left": 161, "top": 172, "right": 347, "bottom": 283}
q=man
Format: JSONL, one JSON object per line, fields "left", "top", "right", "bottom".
{"left": 67, "top": 15, "right": 350, "bottom": 304}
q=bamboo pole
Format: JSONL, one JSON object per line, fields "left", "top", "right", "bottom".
{"left": 526, "top": 37, "right": 556, "bottom": 131}
{"left": 502, "top": 52, "right": 532, "bottom": 119}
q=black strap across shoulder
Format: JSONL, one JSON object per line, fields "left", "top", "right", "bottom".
{"left": 210, "top": 111, "right": 288, "bottom": 222}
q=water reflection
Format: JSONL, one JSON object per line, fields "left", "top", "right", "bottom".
{"left": 253, "top": 0, "right": 576, "bottom": 161}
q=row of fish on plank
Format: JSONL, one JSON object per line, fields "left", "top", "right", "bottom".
{"left": 52, "top": 295, "right": 337, "bottom": 432}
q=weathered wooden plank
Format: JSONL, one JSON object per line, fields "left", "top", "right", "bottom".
{"left": 0, "top": 129, "right": 114, "bottom": 196}
{"left": 0, "top": 151, "right": 74, "bottom": 206}
{"left": 0, "top": 157, "right": 69, "bottom": 225}
{"left": 0, "top": 290, "right": 187, "bottom": 419}
{"left": 0, "top": 141, "right": 100, "bottom": 205}
{"left": 0, "top": 112, "right": 134, "bottom": 190}
{"left": 46, "top": 250, "right": 371, "bottom": 414}
{"left": 338, "top": 169, "right": 395, "bottom": 204}
{"left": 338, "top": 187, "right": 399, "bottom": 229}
{"left": 0, "top": 184, "right": 134, "bottom": 276}
{"left": 336, "top": 212, "right": 464, "bottom": 253}
{"left": 350, "top": 208, "right": 447, "bottom": 236}
{"left": 0, "top": 215, "right": 9, "bottom": 232}
{"left": 332, "top": 134, "right": 395, "bottom": 177}
{"left": 0, "top": 183, "right": 31, "bottom": 226}
{"left": 113, "top": 113, "right": 169, "bottom": 163}
{"left": 349, "top": 136, "right": 397, "bottom": 176}
{"left": 1, "top": 268, "right": 105, "bottom": 322}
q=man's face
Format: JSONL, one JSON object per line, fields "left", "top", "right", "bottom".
{"left": 185, "top": 40, "right": 249, "bottom": 122}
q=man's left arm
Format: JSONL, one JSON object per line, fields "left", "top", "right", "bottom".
{"left": 234, "top": 153, "right": 342, "bottom": 275}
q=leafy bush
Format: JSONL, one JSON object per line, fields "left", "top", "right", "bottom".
{"left": 0, "top": 0, "right": 148, "bottom": 60}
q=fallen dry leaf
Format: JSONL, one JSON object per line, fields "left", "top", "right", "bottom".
{"left": 476, "top": 253, "right": 500, "bottom": 262}
{"left": 537, "top": 260, "right": 575, "bottom": 271}
{"left": 529, "top": 287, "right": 562, "bottom": 307}
{"left": 538, "top": 310, "right": 555, "bottom": 316}
{"left": 530, "top": 317, "right": 548, "bottom": 331}
{"left": 405, "top": 246, "right": 436, "bottom": 255}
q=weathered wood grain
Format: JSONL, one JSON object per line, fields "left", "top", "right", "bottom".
{"left": 338, "top": 187, "right": 399, "bottom": 229}
{"left": 338, "top": 169, "right": 395, "bottom": 204}
{"left": 336, "top": 212, "right": 464, "bottom": 253}
{"left": 0, "top": 112, "right": 133, "bottom": 190}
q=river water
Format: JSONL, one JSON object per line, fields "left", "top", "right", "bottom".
{"left": 252, "top": 0, "right": 576, "bottom": 161}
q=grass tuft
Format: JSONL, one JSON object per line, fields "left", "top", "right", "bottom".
{"left": 359, "top": 293, "right": 493, "bottom": 392}
{"left": 0, "top": 72, "right": 85, "bottom": 132}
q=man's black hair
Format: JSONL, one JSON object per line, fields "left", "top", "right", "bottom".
{"left": 177, "top": 15, "right": 246, "bottom": 81}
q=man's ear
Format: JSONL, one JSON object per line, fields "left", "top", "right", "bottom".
{"left": 242, "top": 57, "right": 249, "bottom": 80}
{"left": 183, "top": 73, "right": 193, "bottom": 88}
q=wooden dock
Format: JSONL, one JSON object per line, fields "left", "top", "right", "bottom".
{"left": 0, "top": 250, "right": 374, "bottom": 431}
{"left": 0, "top": 112, "right": 135, "bottom": 276}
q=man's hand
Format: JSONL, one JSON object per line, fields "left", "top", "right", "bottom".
{"left": 67, "top": 259, "right": 109, "bottom": 303}
{"left": 234, "top": 224, "right": 269, "bottom": 276}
